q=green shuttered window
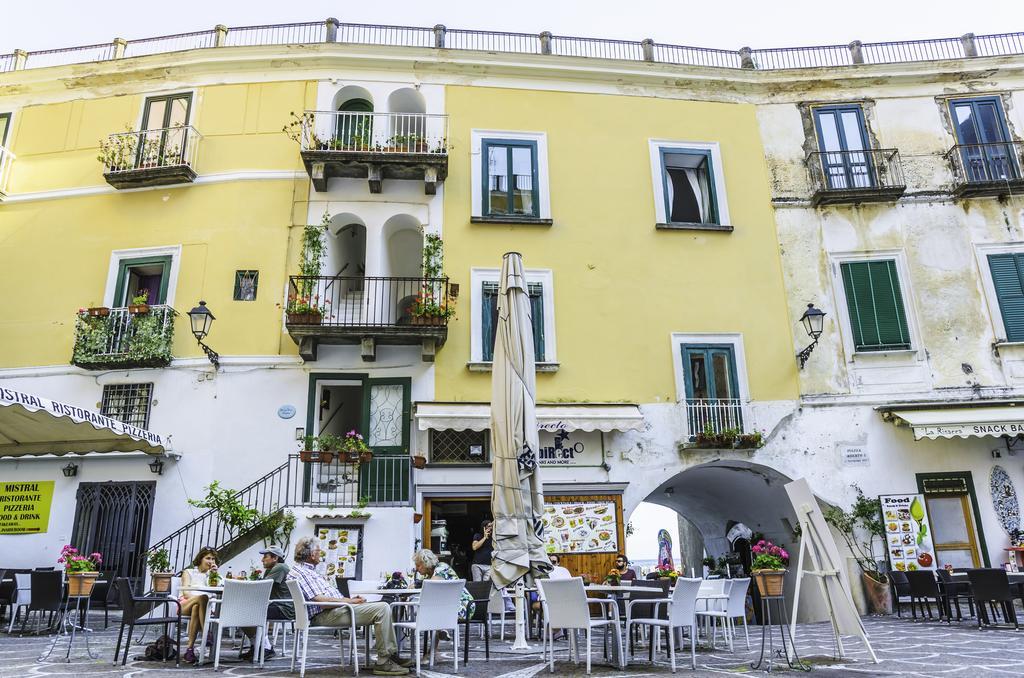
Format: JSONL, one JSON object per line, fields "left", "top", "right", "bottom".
{"left": 988, "top": 253, "right": 1024, "bottom": 342}
{"left": 482, "top": 281, "right": 545, "bottom": 362}
{"left": 840, "top": 260, "right": 911, "bottom": 351}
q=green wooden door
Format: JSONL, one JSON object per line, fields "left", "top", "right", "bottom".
{"left": 358, "top": 378, "right": 411, "bottom": 503}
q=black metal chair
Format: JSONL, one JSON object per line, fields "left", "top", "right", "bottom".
{"left": 904, "top": 571, "right": 946, "bottom": 621}
{"left": 888, "top": 571, "right": 911, "bottom": 617}
{"left": 966, "top": 568, "right": 1018, "bottom": 630}
{"left": 462, "top": 581, "right": 492, "bottom": 663}
{"left": 935, "top": 569, "right": 974, "bottom": 621}
{"left": 27, "top": 570, "right": 63, "bottom": 634}
{"left": 113, "top": 576, "right": 183, "bottom": 666}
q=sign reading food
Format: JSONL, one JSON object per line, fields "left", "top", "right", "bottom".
{"left": 0, "top": 481, "right": 55, "bottom": 535}
{"left": 541, "top": 500, "right": 618, "bottom": 553}
{"left": 880, "top": 493, "right": 935, "bottom": 572}
{"left": 313, "top": 525, "right": 361, "bottom": 579}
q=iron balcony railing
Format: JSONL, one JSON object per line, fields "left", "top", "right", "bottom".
{"left": 946, "top": 141, "right": 1024, "bottom": 186}
{"left": 101, "top": 125, "right": 202, "bottom": 174}
{"left": 301, "top": 111, "right": 448, "bottom": 155}
{"left": 1, "top": 20, "right": 1021, "bottom": 74}
{"left": 807, "top": 148, "right": 906, "bottom": 194}
{"left": 0, "top": 145, "right": 14, "bottom": 196}
{"left": 287, "top": 276, "right": 451, "bottom": 329}
{"left": 71, "top": 305, "right": 176, "bottom": 370}
{"left": 685, "top": 398, "right": 745, "bottom": 441}
{"left": 149, "top": 454, "right": 411, "bottom": 573}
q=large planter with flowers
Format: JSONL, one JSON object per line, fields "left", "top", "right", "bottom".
{"left": 339, "top": 430, "right": 370, "bottom": 465}
{"left": 751, "top": 538, "right": 789, "bottom": 597}
{"left": 59, "top": 545, "right": 103, "bottom": 597}
{"left": 148, "top": 547, "right": 173, "bottom": 594}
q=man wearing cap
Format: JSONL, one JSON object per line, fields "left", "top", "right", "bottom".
{"left": 239, "top": 546, "right": 293, "bottom": 661}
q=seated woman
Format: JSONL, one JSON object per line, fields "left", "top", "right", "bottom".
{"left": 179, "top": 547, "right": 219, "bottom": 664}
{"left": 412, "top": 549, "right": 474, "bottom": 620}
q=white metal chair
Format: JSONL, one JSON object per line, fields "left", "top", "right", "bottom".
{"left": 537, "top": 577, "right": 623, "bottom": 675}
{"left": 391, "top": 579, "right": 466, "bottom": 675}
{"left": 488, "top": 586, "right": 512, "bottom": 640}
{"left": 7, "top": 573, "right": 30, "bottom": 633}
{"left": 286, "top": 579, "right": 360, "bottom": 677}
{"left": 695, "top": 578, "right": 731, "bottom": 649}
{"left": 699, "top": 577, "right": 750, "bottom": 651}
{"left": 203, "top": 579, "right": 273, "bottom": 669}
{"left": 626, "top": 577, "right": 701, "bottom": 673}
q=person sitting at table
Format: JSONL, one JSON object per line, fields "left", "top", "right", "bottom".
{"left": 412, "top": 549, "right": 474, "bottom": 620}
{"left": 179, "top": 547, "right": 219, "bottom": 664}
{"left": 288, "top": 537, "right": 410, "bottom": 676}
{"left": 612, "top": 554, "right": 637, "bottom": 581}
{"left": 531, "top": 553, "right": 572, "bottom": 611}
{"left": 238, "top": 546, "right": 293, "bottom": 661}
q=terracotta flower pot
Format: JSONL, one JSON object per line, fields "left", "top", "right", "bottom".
{"left": 412, "top": 455, "right": 427, "bottom": 469}
{"left": 128, "top": 304, "right": 150, "bottom": 315}
{"left": 411, "top": 315, "right": 444, "bottom": 326}
{"left": 753, "top": 569, "right": 786, "bottom": 597}
{"left": 287, "top": 312, "right": 323, "bottom": 325}
{"left": 299, "top": 450, "right": 315, "bottom": 463}
{"left": 862, "top": 572, "right": 891, "bottom": 614}
{"left": 317, "top": 451, "right": 335, "bottom": 464}
{"left": 360, "top": 450, "right": 374, "bottom": 463}
{"left": 68, "top": 571, "right": 99, "bottom": 597}
{"left": 151, "top": 572, "right": 173, "bottom": 594}
{"left": 344, "top": 450, "right": 360, "bottom": 463}
{"left": 87, "top": 307, "right": 110, "bottom": 318}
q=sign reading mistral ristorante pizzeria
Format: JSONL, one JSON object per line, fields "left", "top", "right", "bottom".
{"left": 0, "top": 481, "right": 55, "bottom": 534}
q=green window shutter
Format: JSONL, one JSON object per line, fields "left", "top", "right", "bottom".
{"left": 840, "top": 260, "right": 911, "bottom": 351}
{"left": 528, "top": 283, "right": 545, "bottom": 362}
{"left": 988, "top": 254, "right": 1024, "bottom": 342}
{"left": 481, "top": 282, "right": 498, "bottom": 362}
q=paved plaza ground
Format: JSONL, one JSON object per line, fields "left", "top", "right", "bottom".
{"left": 1, "top": 612, "right": 1023, "bottom": 677}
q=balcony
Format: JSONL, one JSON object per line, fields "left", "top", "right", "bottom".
{"left": 683, "top": 398, "right": 762, "bottom": 449}
{"left": 285, "top": 276, "right": 452, "bottom": 362}
{"left": 72, "top": 305, "right": 176, "bottom": 370}
{"left": 298, "top": 111, "right": 448, "bottom": 194}
{"left": 946, "top": 141, "right": 1024, "bottom": 198}
{"left": 100, "top": 126, "right": 201, "bottom": 189}
{"left": 807, "top": 149, "right": 906, "bottom": 206}
{"left": 0, "top": 145, "right": 13, "bottom": 200}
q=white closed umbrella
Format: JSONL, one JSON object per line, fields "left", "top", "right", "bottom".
{"left": 490, "top": 252, "right": 549, "bottom": 647}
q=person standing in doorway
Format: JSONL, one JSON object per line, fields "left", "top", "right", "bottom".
{"left": 470, "top": 519, "right": 494, "bottom": 581}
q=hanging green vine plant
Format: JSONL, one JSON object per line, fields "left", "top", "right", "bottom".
{"left": 289, "top": 211, "right": 329, "bottom": 315}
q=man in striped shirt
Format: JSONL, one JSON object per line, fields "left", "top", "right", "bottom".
{"left": 289, "top": 537, "right": 409, "bottom": 676}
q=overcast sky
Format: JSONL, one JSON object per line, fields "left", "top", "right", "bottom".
{"left": 2, "top": 0, "right": 1016, "bottom": 54}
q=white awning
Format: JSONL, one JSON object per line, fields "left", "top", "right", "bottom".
{"left": 0, "top": 387, "right": 172, "bottom": 457}
{"left": 415, "top": 402, "right": 644, "bottom": 433}
{"left": 881, "top": 404, "right": 1024, "bottom": 441}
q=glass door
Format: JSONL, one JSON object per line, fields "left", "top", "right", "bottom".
{"left": 814, "top": 105, "right": 873, "bottom": 189}
{"left": 113, "top": 256, "right": 171, "bottom": 306}
{"left": 140, "top": 93, "right": 192, "bottom": 167}
{"left": 950, "top": 98, "right": 1018, "bottom": 183}
{"left": 925, "top": 495, "right": 982, "bottom": 568}
{"left": 681, "top": 345, "right": 742, "bottom": 435}
{"left": 360, "top": 378, "right": 411, "bottom": 503}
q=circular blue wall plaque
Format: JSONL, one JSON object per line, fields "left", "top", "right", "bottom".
{"left": 277, "top": 405, "right": 297, "bottom": 419}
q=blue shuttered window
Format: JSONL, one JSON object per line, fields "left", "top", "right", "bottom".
{"left": 482, "top": 281, "right": 545, "bottom": 362}
{"left": 988, "top": 253, "right": 1024, "bottom": 342}
{"left": 840, "top": 260, "right": 912, "bottom": 351}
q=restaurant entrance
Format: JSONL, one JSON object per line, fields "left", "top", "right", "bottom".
{"left": 917, "top": 472, "right": 988, "bottom": 568}
{"left": 422, "top": 497, "right": 491, "bottom": 579}
{"left": 70, "top": 481, "right": 155, "bottom": 591}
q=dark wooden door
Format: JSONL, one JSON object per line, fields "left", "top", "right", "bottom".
{"left": 71, "top": 481, "right": 156, "bottom": 591}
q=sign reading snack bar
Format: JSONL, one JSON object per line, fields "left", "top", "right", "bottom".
{"left": 538, "top": 430, "right": 602, "bottom": 466}
{"left": 0, "top": 481, "right": 55, "bottom": 534}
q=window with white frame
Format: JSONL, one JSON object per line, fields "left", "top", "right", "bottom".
{"left": 649, "top": 141, "right": 730, "bottom": 228}
{"left": 829, "top": 252, "right": 919, "bottom": 358}
{"left": 471, "top": 130, "right": 551, "bottom": 221}
{"left": 105, "top": 246, "right": 181, "bottom": 308}
{"left": 470, "top": 268, "right": 556, "bottom": 364}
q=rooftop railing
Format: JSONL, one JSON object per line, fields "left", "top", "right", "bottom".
{"left": 0, "top": 21, "right": 1019, "bottom": 74}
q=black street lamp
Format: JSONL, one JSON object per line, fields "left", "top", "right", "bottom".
{"left": 62, "top": 462, "right": 78, "bottom": 478}
{"left": 187, "top": 301, "right": 220, "bottom": 369}
{"left": 148, "top": 458, "right": 165, "bottom": 475}
{"left": 796, "top": 303, "right": 827, "bottom": 369}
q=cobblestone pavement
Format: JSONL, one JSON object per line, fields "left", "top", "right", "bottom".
{"left": 1, "top": 612, "right": 1024, "bottom": 677}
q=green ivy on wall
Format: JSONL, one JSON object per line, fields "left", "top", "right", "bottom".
{"left": 71, "top": 309, "right": 176, "bottom": 370}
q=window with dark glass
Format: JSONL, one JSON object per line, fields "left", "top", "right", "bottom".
{"left": 100, "top": 383, "right": 154, "bottom": 429}
{"left": 429, "top": 429, "right": 489, "bottom": 463}
{"left": 950, "top": 97, "right": 1019, "bottom": 183}
{"left": 114, "top": 256, "right": 171, "bottom": 306}
{"left": 483, "top": 139, "right": 538, "bottom": 217}
{"left": 681, "top": 344, "right": 742, "bottom": 435}
{"left": 481, "top": 281, "right": 545, "bottom": 362}
{"left": 813, "top": 105, "right": 873, "bottom": 189}
{"left": 233, "top": 270, "right": 259, "bottom": 301}
{"left": 840, "top": 260, "right": 911, "bottom": 351}
{"left": 139, "top": 93, "right": 192, "bottom": 167}
{"left": 660, "top": 149, "right": 719, "bottom": 224}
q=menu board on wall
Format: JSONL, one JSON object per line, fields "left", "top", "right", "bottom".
{"left": 880, "top": 494, "right": 936, "bottom": 572}
{"left": 314, "top": 525, "right": 363, "bottom": 579}
{"left": 541, "top": 501, "right": 618, "bottom": 554}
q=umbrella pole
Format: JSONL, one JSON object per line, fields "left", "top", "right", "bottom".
{"left": 511, "top": 579, "right": 531, "bottom": 650}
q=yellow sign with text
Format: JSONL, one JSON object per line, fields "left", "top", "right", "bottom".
{"left": 0, "top": 481, "right": 55, "bottom": 534}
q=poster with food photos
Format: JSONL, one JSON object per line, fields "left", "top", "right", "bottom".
{"left": 880, "top": 494, "right": 936, "bottom": 572}
{"left": 541, "top": 501, "right": 618, "bottom": 553}
{"left": 313, "top": 525, "right": 363, "bottom": 579}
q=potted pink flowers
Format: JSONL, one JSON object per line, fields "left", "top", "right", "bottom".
{"left": 58, "top": 544, "right": 103, "bottom": 597}
{"left": 339, "top": 429, "right": 372, "bottom": 464}
{"left": 751, "top": 538, "right": 789, "bottom": 597}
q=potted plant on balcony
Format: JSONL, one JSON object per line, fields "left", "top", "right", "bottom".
{"left": 751, "top": 538, "right": 789, "bottom": 597}
{"left": 97, "top": 124, "right": 139, "bottom": 172}
{"left": 147, "top": 547, "right": 173, "bottom": 594}
{"left": 736, "top": 431, "right": 764, "bottom": 449}
{"left": 337, "top": 429, "right": 370, "bottom": 464}
{"left": 59, "top": 545, "right": 103, "bottom": 597}
{"left": 412, "top": 451, "right": 427, "bottom": 469}
{"left": 128, "top": 290, "right": 151, "bottom": 315}
{"left": 298, "top": 434, "right": 319, "bottom": 463}
{"left": 286, "top": 296, "right": 326, "bottom": 325}
{"left": 389, "top": 133, "right": 428, "bottom": 153}
{"left": 85, "top": 305, "right": 110, "bottom": 318}
{"left": 316, "top": 433, "right": 338, "bottom": 464}
{"left": 409, "top": 290, "right": 455, "bottom": 326}
{"left": 824, "top": 485, "right": 890, "bottom": 614}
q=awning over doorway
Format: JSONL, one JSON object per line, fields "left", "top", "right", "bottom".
{"left": 0, "top": 387, "right": 172, "bottom": 457}
{"left": 879, "top": 402, "right": 1024, "bottom": 440}
{"left": 414, "top": 402, "right": 644, "bottom": 433}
